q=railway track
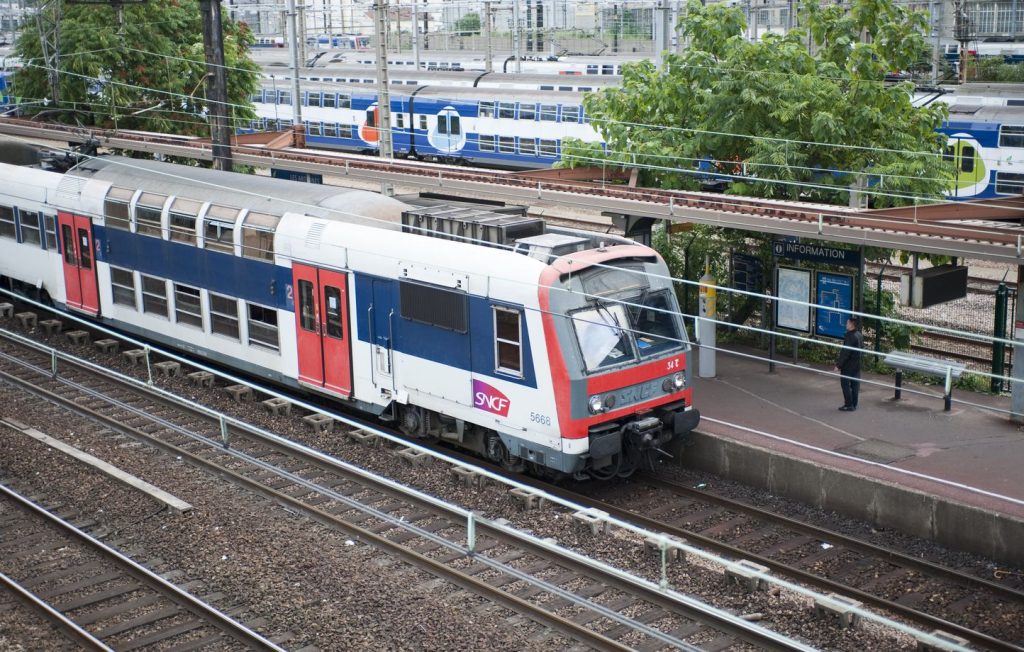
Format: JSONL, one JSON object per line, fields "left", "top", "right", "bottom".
{"left": 543, "top": 474, "right": 1024, "bottom": 652}
{"left": 0, "top": 327, "right": 812, "bottom": 652}
{"left": 0, "top": 483, "right": 285, "bottom": 651}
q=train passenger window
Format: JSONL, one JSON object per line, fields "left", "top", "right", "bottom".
{"left": 20, "top": 211, "right": 41, "bottom": 246}
{"left": 498, "top": 136, "right": 515, "bottom": 153}
{"left": 0, "top": 205, "right": 15, "bottom": 239}
{"left": 104, "top": 186, "right": 134, "bottom": 231}
{"left": 306, "top": 121, "right": 322, "bottom": 137}
{"left": 308, "top": 92, "right": 321, "bottom": 107}
{"left": 204, "top": 205, "right": 239, "bottom": 254}
{"left": 578, "top": 86, "right": 593, "bottom": 92}
{"left": 539, "top": 139, "right": 558, "bottom": 157}
{"left": 141, "top": 274, "right": 168, "bottom": 318}
{"left": 250, "top": 91, "right": 263, "bottom": 103}
{"left": 443, "top": 114, "right": 461, "bottom": 135}
{"left": 519, "top": 103, "right": 536, "bottom": 121}
{"left": 996, "top": 172, "right": 1024, "bottom": 194}
{"left": 520, "top": 138, "right": 537, "bottom": 156}
{"left": 174, "top": 284, "right": 202, "bottom": 328}
{"left": 396, "top": 113, "right": 405, "bottom": 129}
{"left": 278, "top": 90, "right": 291, "bottom": 105}
{"left": 209, "top": 292, "right": 240, "bottom": 340}
{"left": 324, "top": 123, "right": 338, "bottom": 137}
{"left": 479, "top": 101, "right": 495, "bottom": 118}
{"left": 323, "top": 93, "right": 336, "bottom": 108}
{"left": 558, "top": 86, "right": 572, "bottom": 92}
{"left": 540, "top": 104, "right": 558, "bottom": 121}
{"left": 419, "top": 115, "right": 428, "bottom": 130}
{"left": 562, "top": 105, "right": 581, "bottom": 123}
{"left": 586, "top": 64, "right": 599, "bottom": 75}
{"left": 478, "top": 134, "right": 495, "bottom": 152}
{"left": 110, "top": 267, "right": 136, "bottom": 308}
{"left": 999, "top": 125, "right": 1024, "bottom": 148}
{"left": 399, "top": 280, "right": 468, "bottom": 333}
{"left": 498, "top": 102, "right": 516, "bottom": 119}
{"left": 297, "top": 280, "right": 317, "bottom": 332}
{"left": 339, "top": 125, "right": 354, "bottom": 138}
{"left": 43, "top": 215, "right": 57, "bottom": 249}
{"left": 241, "top": 211, "right": 280, "bottom": 261}
{"left": 61, "top": 224, "right": 75, "bottom": 264}
{"left": 135, "top": 192, "right": 166, "bottom": 238}
{"left": 280, "top": 119, "right": 293, "bottom": 129}
{"left": 247, "top": 303, "right": 279, "bottom": 351}
{"left": 324, "top": 287, "right": 344, "bottom": 338}
{"left": 493, "top": 306, "right": 523, "bottom": 376}
{"left": 602, "top": 65, "right": 615, "bottom": 75}
{"left": 961, "top": 145, "right": 976, "bottom": 173}
{"left": 365, "top": 108, "right": 376, "bottom": 128}
{"left": 168, "top": 197, "right": 201, "bottom": 245}
{"left": 540, "top": 85, "right": 554, "bottom": 91}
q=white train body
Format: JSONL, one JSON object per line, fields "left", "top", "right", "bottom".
{"left": 0, "top": 148, "right": 698, "bottom": 478}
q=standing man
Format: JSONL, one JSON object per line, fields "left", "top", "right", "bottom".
{"left": 834, "top": 316, "right": 863, "bottom": 411}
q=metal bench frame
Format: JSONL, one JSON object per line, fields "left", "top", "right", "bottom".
{"left": 883, "top": 351, "right": 966, "bottom": 412}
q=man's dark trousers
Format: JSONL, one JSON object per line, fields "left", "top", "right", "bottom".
{"left": 841, "top": 371, "right": 860, "bottom": 408}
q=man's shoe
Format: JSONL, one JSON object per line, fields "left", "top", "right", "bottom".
{"left": 838, "top": 406, "right": 853, "bottom": 411}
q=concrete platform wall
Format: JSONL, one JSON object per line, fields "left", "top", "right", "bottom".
{"left": 679, "top": 432, "right": 1024, "bottom": 567}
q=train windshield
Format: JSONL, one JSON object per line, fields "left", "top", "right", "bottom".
{"left": 571, "top": 289, "right": 684, "bottom": 372}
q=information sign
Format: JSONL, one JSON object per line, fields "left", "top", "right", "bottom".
{"left": 775, "top": 267, "right": 811, "bottom": 332}
{"left": 815, "top": 272, "right": 855, "bottom": 339}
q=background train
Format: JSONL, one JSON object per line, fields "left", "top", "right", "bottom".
{"left": 0, "top": 140, "right": 699, "bottom": 480}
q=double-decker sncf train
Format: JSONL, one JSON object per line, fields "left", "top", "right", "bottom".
{"left": 0, "top": 141, "right": 699, "bottom": 479}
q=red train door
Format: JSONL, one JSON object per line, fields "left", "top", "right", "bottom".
{"left": 293, "top": 263, "right": 352, "bottom": 397}
{"left": 58, "top": 212, "right": 99, "bottom": 315}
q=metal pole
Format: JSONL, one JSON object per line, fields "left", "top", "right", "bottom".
{"left": 200, "top": 0, "right": 233, "bottom": 172}
{"left": 287, "top": 0, "right": 303, "bottom": 128}
{"left": 994, "top": 282, "right": 1008, "bottom": 393}
{"left": 298, "top": 1, "right": 308, "bottom": 65}
{"left": 512, "top": 0, "right": 522, "bottom": 72}
{"left": 874, "top": 263, "right": 886, "bottom": 353}
{"left": 374, "top": 1, "right": 394, "bottom": 160}
{"left": 931, "top": 0, "right": 942, "bottom": 84}
{"left": 1012, "top": 265, "right": 1024, "bottom": 422}
{"left": 411, "top": 2, "right": 420, "bottom": 70}
{"left": 484, "top": 1, "right": 493, "bottom": 73}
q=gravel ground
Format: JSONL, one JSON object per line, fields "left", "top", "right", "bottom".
{"left": 0, "top": 381, "right": 575, "bottom": 651}
{"left": 3, "top": 319, "right": 1019, "bottom": 649}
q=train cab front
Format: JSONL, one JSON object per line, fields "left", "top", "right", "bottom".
{"left": 539, "top": 244, "right": 701, "bottom": 480}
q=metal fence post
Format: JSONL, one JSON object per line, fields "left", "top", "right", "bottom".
{"left": 874, "top": 263, "right": 887, "bottom": 354}
{"left": 993, "top": 282, "right": 1008, "bottom": 393}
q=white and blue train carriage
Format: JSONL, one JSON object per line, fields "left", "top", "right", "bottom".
{"left": 249, "top": 81, "right": 602, "bottom": 169}
{"left": 940, "top": 105, "right": 1024, "bottom": 200}
{"left": 0, "top": 144, "right": 699, "bottom": 479}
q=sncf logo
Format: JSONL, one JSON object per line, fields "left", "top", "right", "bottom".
{"left": 473, "top": 379, "right": 511, "bottom": 417}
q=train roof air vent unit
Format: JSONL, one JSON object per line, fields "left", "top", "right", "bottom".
{"left": 401, "top": 204, "right": 543, "bottom": 248}
{"left": 514, "top": 233, "right": 590, "bottom": 262}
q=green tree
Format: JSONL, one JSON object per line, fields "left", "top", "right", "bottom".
{"left": 454, "top": 12, "right": 481, "bottom": 36}
{"left": 560, "top": 0, "right": 954, "bottom": 208}
{"left": 13, "top": 1, "right": 260, "bottom": 137}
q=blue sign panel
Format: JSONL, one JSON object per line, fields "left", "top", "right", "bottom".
{"left": 815, "top": 272, "right": 855, "bottom": 339}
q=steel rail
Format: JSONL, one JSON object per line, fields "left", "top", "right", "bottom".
{"left": 2, "top": 118, "right": 1023, "bottom": 263}
{"left": 0, "top": 570, "right": 113, "bottom": 651}
{"left": 529, "top": 473, "right": 1024, "bottom": 652}
{"left": 0, "top": 483, "right": 288, "bottom": 652}
{"left": 0, "top": 337, "right": 812, "bottom": 651}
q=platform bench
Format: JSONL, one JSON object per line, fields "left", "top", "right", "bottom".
{"left": 883, "top": 351, "right": 966, "bottom": 412}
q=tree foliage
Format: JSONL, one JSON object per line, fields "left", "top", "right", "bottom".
{"left": 13, "top": 1, "right": 260, "bottom": 137}
{"left": 560, "top": 0, "right": 954, "bottom": 208}
{"left": 454, "top": 12, "right": 481, "bottom": 36}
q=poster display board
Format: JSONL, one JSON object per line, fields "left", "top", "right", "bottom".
{"left": 815, "top": 272, "right": 855, "bottom": 339}
{"left": 775, "top": 267, "right": 811, "bottom": 332}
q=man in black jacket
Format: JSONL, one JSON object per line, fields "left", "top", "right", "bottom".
{"left": 834, "top": 316, "right": 863, "bottom": 411}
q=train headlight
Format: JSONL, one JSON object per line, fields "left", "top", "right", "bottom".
{"left": 588, "top": 395, "right": 604, "bottom": 414}
{"left": 663, "top": 372, "right": 686, "bottom": 393}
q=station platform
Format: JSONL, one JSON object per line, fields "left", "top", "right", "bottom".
{"left": 682, "top": 345, "right": 1024, "bottom": 566}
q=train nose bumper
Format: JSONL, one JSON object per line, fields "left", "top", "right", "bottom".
{"left": 670, "top": 408, "right": 700, "bottom": 437}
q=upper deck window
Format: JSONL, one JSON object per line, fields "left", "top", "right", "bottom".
{"left": 104, "top": 186, "right": 134, "bottom": 230}
{"left": 241, "top": 211, "right": 280, "bottom": 261}
{"left": 135, "top": 192, "right": 166, "bottom": 237}
{"left": 204, "top": 204, "right": 239, "bottom": 253}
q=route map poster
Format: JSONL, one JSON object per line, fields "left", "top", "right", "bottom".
{"left": 775, "top": 267, "right": 811, "bottom": 332}
{"left": 815, "top": 272, "right": 855, "bottom": 339}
